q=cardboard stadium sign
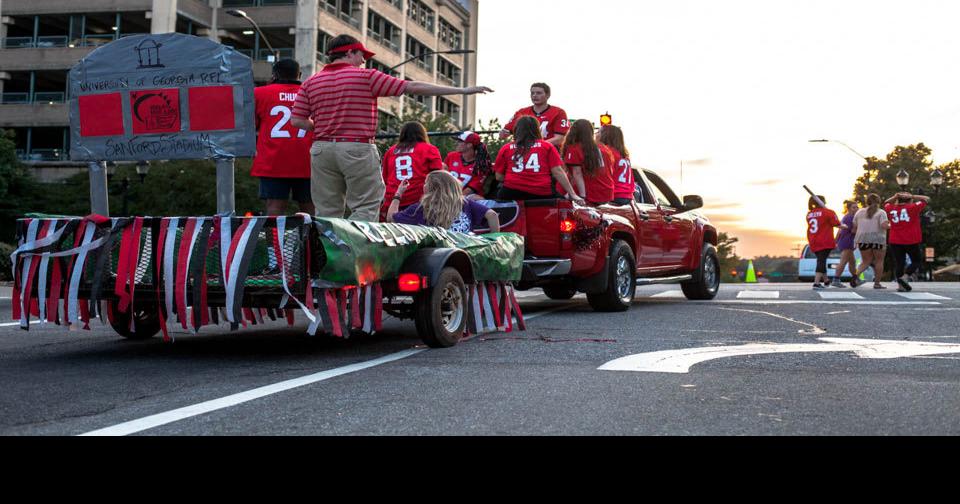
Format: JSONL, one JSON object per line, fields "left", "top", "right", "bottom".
{"left": 68, "top": 33, "right": 255, "bottom": 161}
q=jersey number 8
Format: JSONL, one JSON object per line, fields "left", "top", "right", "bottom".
{"left": 395, "top": 155, "right": 414, "bottom": 181}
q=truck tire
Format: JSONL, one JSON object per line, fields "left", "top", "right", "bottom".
{"left": 414, "top": 267, "right": 468, "bottom": 348}
{"left": 681, "top": 244, "right": 720, "bottom": 300}
{"left": 542, "top": 285, "right": 577, "bottom": 300}
{"left": 109, "top": 301, "right": 161, "bottom": 340}
{"left": 587, "top": 240, "right": 636, "bottom": 312}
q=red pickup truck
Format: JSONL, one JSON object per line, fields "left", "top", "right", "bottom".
{"left": 488, "top": 167, "right": 720, "bottom": 311}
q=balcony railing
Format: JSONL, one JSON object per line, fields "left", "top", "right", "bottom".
{"left": 34, "top": 92, "right": 67, "bottom": 104}
{"left": 20, "top": 149, "right": 66, "bottom": 162}
{"left": 36, "top": 36, "right": 69, "bottom": 48}
{"left": 407, "top": 54, "right": 433, "bottom": 73}
{"left": 367, "top": 31, "right": 400, "bottom": 53}
{"left": 2, "top": 37, "right": 36, "bottom": 49}
{"left": 82, "top": 34, "right": 116, "bottom": 47}
{"left": 1, "top": 92, "right": 67, "bottom": 104}
{"left": 323, "top": 4, "right": 361, "bottom": 28}
{"left": 259, "top": 48, "right": 294, "bottom": 61}
{"left": 1, "top": 93, "right": 32, "bottom": 104}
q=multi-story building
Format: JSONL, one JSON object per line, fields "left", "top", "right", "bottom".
{"left": 0, "top": 0, "right": 479, "bottom": 177}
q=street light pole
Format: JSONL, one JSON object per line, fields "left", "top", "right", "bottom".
{"left": 808, "top": 139, "right": 868, "bottom": 161}
{"left": 226, "top": 9, "right": 278, "bottom": 62}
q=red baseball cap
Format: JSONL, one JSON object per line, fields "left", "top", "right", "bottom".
{"left": 328, "top": 42, "right": 376, "bottom": 60}
{"left": 457, "top": 131, "right": 482, "bottom": 146}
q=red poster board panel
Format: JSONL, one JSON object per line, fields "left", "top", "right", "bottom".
{"left": 130, "top": 89, "right": 182, "bottom": 135}
{"left": 189, "top": 86, "right": 236, "bottom": 132}
{"left": 79, "top": 93, "right": 125, "bottom": 137}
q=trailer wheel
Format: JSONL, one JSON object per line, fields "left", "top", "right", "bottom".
{"left": 109, "top": 301, "right": 161, "bottom": 340}
{"left": 415, "top": 267, "right": 468, "bottom": 348}
{"left": 587, "top": 240, "right": 636, "bottom": 312}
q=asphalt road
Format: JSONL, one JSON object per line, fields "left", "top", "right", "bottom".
{"left": 2, "top": 282, "right": 959, "bottom": 436}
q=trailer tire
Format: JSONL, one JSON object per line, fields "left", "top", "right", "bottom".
{"left": 415, "top": 267, "right": 468, "bottom": 348}
{"left": 109, "top": 301, "right": 161, "bottom": 340}
{"left": 587, "top": 240, "right": 636, "bottom": 312}
{"left": 681, "top": 244, "right": 720, "bottom": 300}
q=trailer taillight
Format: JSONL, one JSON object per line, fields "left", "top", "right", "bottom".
{"left": 398, "top": 273, "right": 426, "bottom": 293}
{"left": 560, "top": 219, "right": 576, "bottom": 233}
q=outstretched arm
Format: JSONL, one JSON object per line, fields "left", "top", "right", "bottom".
{"left": 405, "top": 82, "right": 494, "bottom": 97}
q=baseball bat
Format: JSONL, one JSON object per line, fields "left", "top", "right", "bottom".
{"left": 803, "top": 185, "right": 827, "bottom": 208}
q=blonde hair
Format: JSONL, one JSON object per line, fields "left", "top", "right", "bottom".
{"left": 421, "top": 171, "right": 464, "bottom": 229}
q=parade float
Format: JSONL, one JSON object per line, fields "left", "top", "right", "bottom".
{"left": 9, "top": 34, "right": 526, "bottom": 348}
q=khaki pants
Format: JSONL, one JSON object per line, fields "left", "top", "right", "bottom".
{"left": 310, "top": 141, "right": 384, "bottom": 222}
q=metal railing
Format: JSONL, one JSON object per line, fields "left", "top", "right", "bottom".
{"left": 36, "top": 36, "right": 69, "bottom": 48}
{"left": 2, "top": 37, "right": 35, "bottom": 48}
{"left": 367, "top": 31, "right": 400, "bottom": 53}
{"left": 407, "top": 53, "right": 433, "bottom": 73}
{"left": 82, "top": 34, "right": 115, "bottom": 47}
{"left": 258, "top": 48, "right": 294, "bottom": 61}
{"left": 20, "top": 149, "right": 66, "bottom": 161}
{"left": 34, "top": 92, "right": 66, "bottom": 104}
{"left": 1, "top": 93, "right": 31, "bottom": 104}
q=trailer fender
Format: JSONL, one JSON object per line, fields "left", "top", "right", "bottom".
{"left": 400, "top": 248, "right": 476, "bottom": 287}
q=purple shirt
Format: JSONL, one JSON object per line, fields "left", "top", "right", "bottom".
{"left": 836, "top": 213, "right": 855, "bottom": 250}
{"left": 393, "top": 199, "right": 490, "bottom": 233}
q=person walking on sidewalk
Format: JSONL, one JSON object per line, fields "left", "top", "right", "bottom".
{"left": 806, "top": 195, "right": 841, "bottom": 289}
{"left": 832, "top": 200, "right": 859, "bottom": 287}
{"left": 291, "top": 35, "right": 493, "bottom": 222}
{"left": 884, "top": 191, "right": 932, "bottom": 292}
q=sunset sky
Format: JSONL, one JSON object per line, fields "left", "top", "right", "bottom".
{"left": 473, "top": 0, "right": 960, "bottom": 258}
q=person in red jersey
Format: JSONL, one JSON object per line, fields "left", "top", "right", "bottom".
{"left": 290, "top": 34, "right": 493, "bottom": 222}
{"left": 559, "top": 119, "right": 615, "bottom": 205}
{"left": 252, "top": 59, "right": 315, "bottom": 216}
{"left": 599, "top": 125, "right": 636, "bottom": 206}
{"left": 380, "top": 122, "right": 443, "bottom": 219}
{"left": 493, "top": 116, "right": 582, "bottom": 203}
{"left": 884, "top": 191, "right": 932, "bottom": 292}
{"left": 499, "top": 83, "right": 569, "bottom": 147}
{"left": 806, "top": 195, "right": 842, "bottom": 289}
{"left": 444, "top": 131, "right": 491, "bottom": 200}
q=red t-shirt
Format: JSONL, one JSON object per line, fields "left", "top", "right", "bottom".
{"left": 504, "top": 105, "right": 570, "bottom": 140}
{"left": 608, "top": 148, "right": 635, "bottom": 200}
{"left": 885, "top": 201, "right": 927, "bottom": 245}
{"left": 252, "top": 83, "right": 313, "bottom": 178}
{"left": 806, "top": 208, "right": 841, "bottom": 252}
{"left": 493, "top": 141, "right": 563, "bottom": 196}
{"left": 382, "top": 142, "right": 443, "bottom": 208}
{"left": 558, "top": 144, "right": 616, "bottom": 204}
{"left": 444, "top": 151, "right": 486, "bottom": 197}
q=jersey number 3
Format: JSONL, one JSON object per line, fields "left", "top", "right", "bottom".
{"left": 270, "top": 106, "right": 307, "bottom": 139}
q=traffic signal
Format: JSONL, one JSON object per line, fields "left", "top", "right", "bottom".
{"left": 600, "top": 112, "right": 612, "bottom": 126}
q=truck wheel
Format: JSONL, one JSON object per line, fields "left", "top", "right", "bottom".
{"left": 109, "top": 301, "right": 161, "bottom": 340}
{"left": 587, "top": 240, "right": 636, "bottom": 312}
{"left": 543, "top": 285, "right": 577, "bottom": 300}
{"left": 415, "top": 267, "right": 468, "bottom": 348}
{"left": 682, "top": 244, "right": 720, "bottom": 300}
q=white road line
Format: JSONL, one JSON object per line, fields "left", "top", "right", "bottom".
{"left": 78, "top": 302, "right": 572, "bottom": 437}
{"left": 79, "top": 349, "right": 426, "bottom": 436}
{"left": 737, "top": 291, "right": 780, "bottom": 299}
{"left": 688, "top": 300, "right": 941, "bottom": 306}
{"left": 650, "top": 290, "right": 685, "bottom": 299}
{"left": 818, "top": 291, "right": 865, "bottom": 300}
{"left": 0, "top": 322, "right": 20, "bottom": 327}
{"left": 895, "top": 292, "right": 951, "bottom": 301}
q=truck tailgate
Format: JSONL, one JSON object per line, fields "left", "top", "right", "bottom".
{"left": 522, "top": 199, "right": 571, "bottom": 258}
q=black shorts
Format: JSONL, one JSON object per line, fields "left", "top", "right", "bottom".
{"left": 259, "top": 177, "right": 312, "bottom": 203}
{"left": 815, "top": 249, "right": 832, "bottom": 274}
{"left": 858, "top": 243, "right": 884, "bottom": 251}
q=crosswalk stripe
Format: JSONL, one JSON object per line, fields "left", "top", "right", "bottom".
{"left": 817, "top": 291, "right": 865, "bottom": 300}
{"left": 895, "top": 292, "right": 951, "bottom": 301}
{"left": 737, "top": 291, "right": 780, "bottom": 299}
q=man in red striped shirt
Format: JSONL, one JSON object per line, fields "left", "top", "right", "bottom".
{"left": 291, "top": 35, "right": 494, "bottom": 222}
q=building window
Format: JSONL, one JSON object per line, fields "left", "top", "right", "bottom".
{"left": 323, "top": 0, "right": 362, "bottom": 29}
{"left": 405, "top": 36, "right": 433, "bottom": 73}
{"left": 436, "top": 57, "right": 461, "bottom": 86}
{"left": 385, "top": 0, "right": 403, "bottom": 11}
{"left": 439, "top": 18, "right": 462, "bottom": 50}
{"left": 437, "top": 97, "right": 461, "bottom": 124}
{"left": 407, "top": 0, "right": 436, "bottom": 33}
{"left": 378, "top": 110, "right": 399, "bottom": 133}
{"left": 222, "top": 1, "right": 297, "bottom": 6}
{"left": 367, "top": 59, "right": 399, "bottom": 78}
{"left": 367, "top": 11, "right": 401, "bottom": 54}
{"left": 318, "top": 31, "right": 333, "bottom": 63}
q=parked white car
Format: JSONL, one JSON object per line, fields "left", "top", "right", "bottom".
{"left": 798, "top": 245, "right": 875, "bottom": 282}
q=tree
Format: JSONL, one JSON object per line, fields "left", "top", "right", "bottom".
{"left": 851, "top": 143, "right": 960, "bottom": 265}
{"left": 716, "top": 232, "right": 741, "bottom": 282}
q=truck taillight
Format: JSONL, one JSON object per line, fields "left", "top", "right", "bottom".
{"left": 398, "top": 273, "right": 426, "bottom": 293}
{"left": 560, "top": 219, "right": 576, "bottom": 233}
